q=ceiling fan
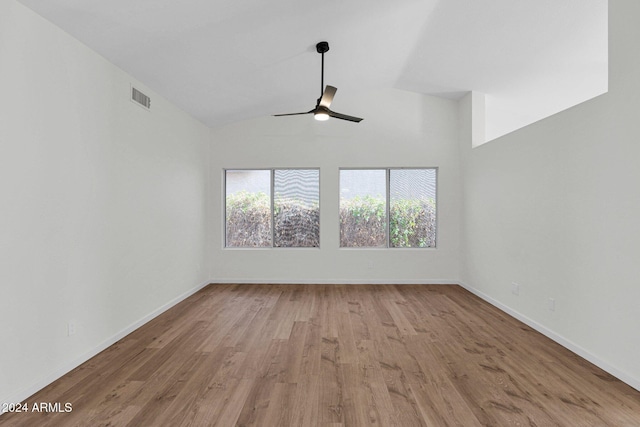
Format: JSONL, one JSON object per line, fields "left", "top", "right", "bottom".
{"left": 274, "top": 41, "right": 363, "bottom": 123}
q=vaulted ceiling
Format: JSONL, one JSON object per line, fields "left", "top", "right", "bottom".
{"left": 18, "top": 0, "right": 607, "bottom": 140}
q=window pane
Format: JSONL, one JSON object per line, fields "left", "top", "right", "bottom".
{"left": 225, "top": 170, "right": 271, "bottom": 247}
{"left": 340, "top": 170, "right": 387, "bottom": 247}
{"left": 389, "top": 169, "right": 436, "bottom": 248}
{"left": 274, "top": 169, "right": 320, "bottom": 247}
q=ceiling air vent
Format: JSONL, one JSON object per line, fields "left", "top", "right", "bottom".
{"left": 131, "top": 86, "right": 151, "bottom": 109}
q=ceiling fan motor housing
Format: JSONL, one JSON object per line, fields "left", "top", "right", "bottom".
{"left": 316, "top": 41, "right": 329, "bottom": 54}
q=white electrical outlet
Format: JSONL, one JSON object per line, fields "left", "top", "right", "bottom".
{"left": 67, "top": 321, "right": 77, "bottom": 336}
{"left": 511, "top": 282, "right": 520, "bottom": 296}
{"left": 548, "top": 298, "right": 556, "bottom": 312}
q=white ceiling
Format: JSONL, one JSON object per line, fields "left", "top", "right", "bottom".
{"left": 17, "top": 0, "right": 607, "bottom": 138}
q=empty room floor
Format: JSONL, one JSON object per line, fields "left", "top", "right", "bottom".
{"left": 2, "top": 284, "right": 640, "bottom": 426}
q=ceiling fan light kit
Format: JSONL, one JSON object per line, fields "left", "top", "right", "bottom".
{"left": 314, "top": 107, "right": 330, "bottom": 121}
{"left": 274, "top": 41, "right": 363, "bottom": 123}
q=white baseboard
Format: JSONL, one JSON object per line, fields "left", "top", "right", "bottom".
{"left": 208, "top": 278, "right": 456, "bottom": 285}
{"left": 1, "top": 280, "right": 211, "bottom": 408}
{"left": 458, "top": 281, "right": 640, "bottom": 392}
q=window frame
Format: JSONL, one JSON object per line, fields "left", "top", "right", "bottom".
{"left": 338, "top": 167, "right": 438, "bottom": 249}
{"left": 224, "top": 168, "right": 321, "bottom": 249}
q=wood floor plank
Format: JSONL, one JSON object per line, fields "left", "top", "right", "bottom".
{"left": 186, "top": 378, "right": 241, "bottom": 427}
{"left": 346, "top": 296, "right": 371, "bottom": 342}
{"left": 3, "top": 284, "right": 640, "bottom": 427}
{"left": 213, "top": 378, "right": 254, "bottom": 426}
{"left": 123, "top": 351, "right": 211, "bottom": 427}
{"left": 84, "top": 380, "right": 145, "bottom": 426}
{"left": 289, "top": 375, "right": 320, "bottom": 427}
{"left": 234, "top": 338, "right": 286, "bottom": 426}
{"left": 382, "top": 298, "right": 418, "bottom": 336}
{"left": 354, "top": 339, "right": 397, "bottom": 427}
{"left": 319, "top": 335, "right": 344, "bottom": 424}
{"left": 261, "top": 382, "right": 297, "bottom": 426}
{"left": 299, "top": 316, "right": 322, "bottom": 378}
{"left": 335, "top": 312, "right": 358, "bottom": 365}
{"left": 319, "top": 286, "right": 340, "bottom": 339}
{"left": 338, "top": 363, "right": 375, "bottom": 426}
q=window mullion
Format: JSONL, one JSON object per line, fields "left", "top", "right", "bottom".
{"left": 386, "top": 168, "right": 391, "bottom": 248}
{"left": 223, "top": 170, "right": 228, "bottom": 248}
{"left": 271, "top": 169, "right": 276, "bottom": 248}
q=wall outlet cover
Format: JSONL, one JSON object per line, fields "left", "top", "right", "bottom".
{"left": 511, "top": 282, "right": 520, "bottom": 296}
{"left": 68, "top": 321, "right": 77, "bottom": 336}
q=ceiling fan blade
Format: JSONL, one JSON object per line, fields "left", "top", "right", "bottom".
{"left": 319, "top": 85, "right": 337, "bottom": 108}
{"left": 328, "top": 110, "right": 363, "bottom": 123}
{"left": 273, "top": 110, "right": 314, "bottom": 117}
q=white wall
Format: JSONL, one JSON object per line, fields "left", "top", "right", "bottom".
{"left": 459, "top": 0, "right": 640, "bottom": 389}
{"left": 210, "top": 89, "right": 461, "bottom": 284}
{"left": 0, "top": 1, "right": 211, "bottom": 404}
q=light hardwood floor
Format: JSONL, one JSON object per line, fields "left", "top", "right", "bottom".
{"left": 2, "top": 284, "right": 640, "bottom": 426}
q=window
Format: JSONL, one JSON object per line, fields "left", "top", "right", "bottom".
{"left": 389, "top": 169, "right": 437, "bottom": 248}
{"left": 339, "top": 170, "right": 387, "bottom": 247}
{"left": 225, "top": 169, "right": 319, "bottom": 248}
{"left": 339, "top": 168, "right": 436, "bottom": 248}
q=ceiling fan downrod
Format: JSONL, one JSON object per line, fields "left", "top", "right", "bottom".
{"left": 316, "top": 41, "right": 330, "bottom": 99}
